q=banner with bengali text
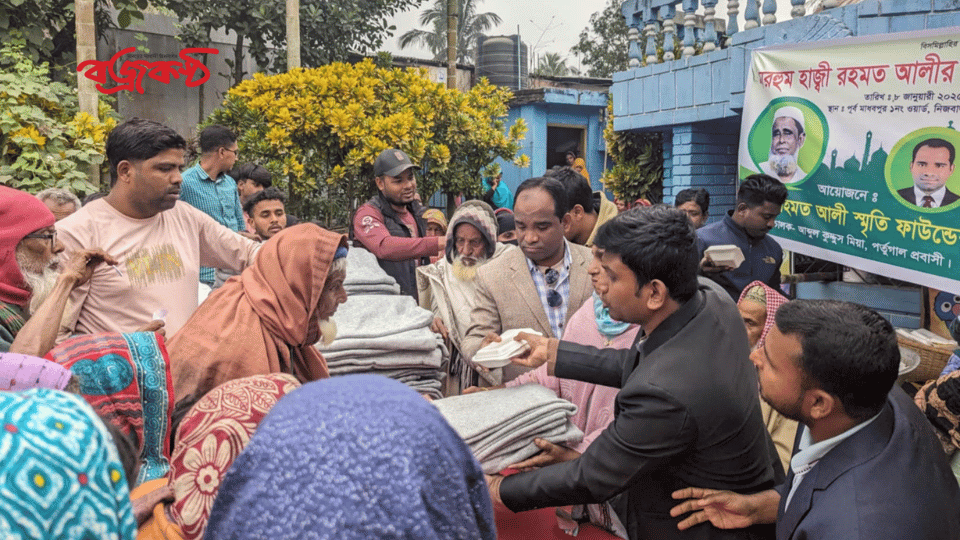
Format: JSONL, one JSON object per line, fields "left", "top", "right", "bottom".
{"left": 739, "top": 27, "right": 960, "bottom": 293}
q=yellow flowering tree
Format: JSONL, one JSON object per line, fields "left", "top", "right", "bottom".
{"left": 0, "top": 43, "right": 116, "bottom": 195}
{"left": 208, "top": 59, "right": 527, "bottom": 225}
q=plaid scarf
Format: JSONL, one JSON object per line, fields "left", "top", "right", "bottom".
{"left": 0, "top": 300, "right": 26, "bottom": 339}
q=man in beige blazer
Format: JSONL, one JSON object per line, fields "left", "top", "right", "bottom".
{"left": 462, "top": 177, "right": 593, "bottom": 384}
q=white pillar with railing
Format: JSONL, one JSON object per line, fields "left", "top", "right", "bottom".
{"left": 791, "top": 0, "right": 806, "bottom": 18}
{"left": 644, "top": 5, "right": 661, "bottom": 65}
{"left": 744, "top": 0, "right": 760, "bottom": 30}
{"left": 700, "top": 0, "right": 718, "bottom": 52}
{"left": 661, "top": 4, "right": 677, "bottom": 61}
{"left": 762, "top": 0, "right": 777, "bottom": 25}
{"left": 682, "top": 0, "right": 698, "bottom": 58}
{"left": 620, "top": 0, "right": 822, "bottom": 68}
{"left": 727, "top": 0, "right": 741, "bottom": 43}
{"left": 628, "top": 26, "right": 642, "bottom": 68}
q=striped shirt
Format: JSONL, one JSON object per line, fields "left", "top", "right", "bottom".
{"left": 179, "top": 163, "right": 245, "bottom": 285}
{"left": 525, "top": 241, "right": 573, "bottom": 338}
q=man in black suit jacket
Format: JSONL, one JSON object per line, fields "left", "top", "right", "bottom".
{"left": 671, "top": 300, "right": 960, "bottom": 539}
{"left": 489, "top": 206, "right": 779, "bottom": 540}
{"left": 898, "top": 186, "right": 959, "bottom": 207}
{"left": 897, "top": 138, "right": 958, "bottom": 208}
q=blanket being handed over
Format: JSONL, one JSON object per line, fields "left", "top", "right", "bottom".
{"left": 433, "top": 384, "right": 583, "bottom": 474}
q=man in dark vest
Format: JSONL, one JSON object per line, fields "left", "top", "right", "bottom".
{"left": 353, "top": 148, "right": 445, "bottom": 299}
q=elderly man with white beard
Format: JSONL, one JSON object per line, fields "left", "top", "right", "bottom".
{"left": 760, "top": 107, "right": 808, "bottom": 185}
{"left": 0, "top": 186, "right": 141, "bottom": 357}
{"left": 417, "top": 200, "right": 514, "bottom": 393}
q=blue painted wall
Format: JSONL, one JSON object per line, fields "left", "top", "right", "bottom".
{"left": 499, "top": 89, "right": 610, "bottom": 196}
{"left": 795, "top": 282, "right": 922, "bottom": 329}
{"left": 662, "top": 118, "right": 740, "bottom": 223}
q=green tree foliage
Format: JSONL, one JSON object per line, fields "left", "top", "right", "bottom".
{"left": 601, "top": 101, "right": 663, "bottom": 203}
{"left": 163, "top": 0, "right": 420, "bottom": 86}
{"left": 533, "top": 52, "right": 577, "bottom": 78}
{"left": 570, "top": 0, "right": 629, "bottom": 79}
{"left": 398, "top": 0, "right": 502, "bottom": 63}
{"left": 1, "top": 0, "right": 146, "bottom": 77}
{"left": 207, "top": 60, "right": 528, "bottom": 226}
{"left": 0, "top": 44, "right": 116, "bottom": 195}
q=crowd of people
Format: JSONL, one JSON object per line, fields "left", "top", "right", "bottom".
{"left": 1, "top": 117, "right": 959, "bottom": 539}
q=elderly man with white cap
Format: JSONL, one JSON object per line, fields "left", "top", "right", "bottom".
{"left": 760, "top": 106, "right": 808, "bottom": 184}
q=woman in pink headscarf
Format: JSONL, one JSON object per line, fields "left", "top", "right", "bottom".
{"left": 737, "top": 280, "right": 797, "bottom": 474}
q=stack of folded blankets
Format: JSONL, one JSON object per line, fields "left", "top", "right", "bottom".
{"left": 433, "top": 384, "right": 583, "bottom": 474}
{"left": 318, "top": 247, "right": 446, "bottom": 399}
{"left": 343, "top": 247, "right": 401, "bottom": 295}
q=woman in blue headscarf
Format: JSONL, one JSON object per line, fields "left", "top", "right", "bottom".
{"left": 0, "top": 388, "right": 136, "bottom": 539}
{"left": 205, "top": 374, "right": 496, "bottom": 540}
{"left": 481, "top": 165, "right": 514, "bottom": 211}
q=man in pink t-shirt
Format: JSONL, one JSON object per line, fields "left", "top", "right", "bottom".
{"left": 57, "top": 119, "right": 261, "bottom": 339}
{"left": 352, "top": 148, "right": 444, "bottom": 300}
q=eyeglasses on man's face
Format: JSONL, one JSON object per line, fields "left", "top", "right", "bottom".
{"left": 23, "top": 229, "right": 57, "bottom": 251}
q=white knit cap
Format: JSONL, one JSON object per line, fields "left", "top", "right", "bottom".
{"left": 774, "top": 106, "right": 805, "bottom": 131}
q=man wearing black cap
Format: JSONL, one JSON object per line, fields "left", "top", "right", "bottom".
{"left": 353, "top": 148, "right": 445, "bottom": 299}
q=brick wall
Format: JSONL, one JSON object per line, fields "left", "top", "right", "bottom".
{"left": 663, "top": 119, "right": 740, "bottom": 223}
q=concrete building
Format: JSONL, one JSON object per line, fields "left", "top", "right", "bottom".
{"left": 611, "top": 0, "right": 960, "bottom": 327}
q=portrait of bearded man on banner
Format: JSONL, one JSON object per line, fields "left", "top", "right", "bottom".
{"left": 760, "top": 106, "right": 809, "bottom": 184}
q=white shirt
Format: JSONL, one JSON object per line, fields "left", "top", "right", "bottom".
{"left": 784, "top": 412, "right": 882, "bottom": 510}
{"left": 913, "top": 185, "right": 947, "bottom": 207}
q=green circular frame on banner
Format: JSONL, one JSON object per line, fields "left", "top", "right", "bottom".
{"left": 886, "top": 126, "right": 960, "bottom": 213}
{"left": 747, "top": 97, "right": 829, "bottom": 188}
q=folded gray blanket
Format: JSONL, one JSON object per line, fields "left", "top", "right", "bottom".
{"left": 343, "top": 247, "right": 398, "bottom": 288}
{"left": 327, "top": 372, "right": 442, "bottom": 399}
{"left": 321, "top": 326, "right": 440, "bottom": 354}
{"left": 479, "top": 423, "right": 582, "bottom": 473}
{"left": 323, "top": 294, "right": 435, "bottom": 343}
{"left": 433, "top": 384, "right": 583, "bottom": 474}
{"left": 380, "top": 369, "right": 444, "bottom": 382}
{"left": 326, "top": 347, "right": 443, "bottom": 371}
{"left": 470, "top": 408, "right": 573, "bottom": 457}
{"left": 344, "top": 283, "right": 402, "bottom": 295}
{"left": 330, "top": 248, "right": 448, "bottom": 400}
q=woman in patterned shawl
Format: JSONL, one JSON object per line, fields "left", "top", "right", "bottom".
{"left": 45, "top": 331, "right": 175, "bottom": 486}
{"left": 204, "top": 374, "right": 495, "bottom": 540}
{"left": 737, "top": 280, "right": 796, "bottom": 474}
{"left": 168, "top": 224, "right": 347, "bottom": 403}
{"left": 0, "top": 388, "right": 136, "bottom": 539}
{"left": 130, "top": 373, "right": 301, "bottom": 539}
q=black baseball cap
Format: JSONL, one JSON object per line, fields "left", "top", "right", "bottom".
{"left": 374, "top": 148, "right": 420, "bottom": 178}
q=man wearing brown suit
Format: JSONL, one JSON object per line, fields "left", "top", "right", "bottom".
{"left": 462, "top": 177, "right": 593, "bottom": 385}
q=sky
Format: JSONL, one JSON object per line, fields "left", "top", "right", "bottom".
{"left": 383, "top": 0, "right": 609, "bottom": 71}
{"left": 383, "top": 0, "right": 798, "bottom": 70}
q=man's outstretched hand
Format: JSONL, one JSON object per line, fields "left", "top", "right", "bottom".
{"left": 507, "top": 438, "right": 580, "bottom": 471}
{"left": 670, "top": 487, "right": 779, "bottom": 531}
{"left": 509, "top": 332, "right": 550, "bottom": 369}
{"left": 699, "top": 255, "right": 735, "bottom": 275}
